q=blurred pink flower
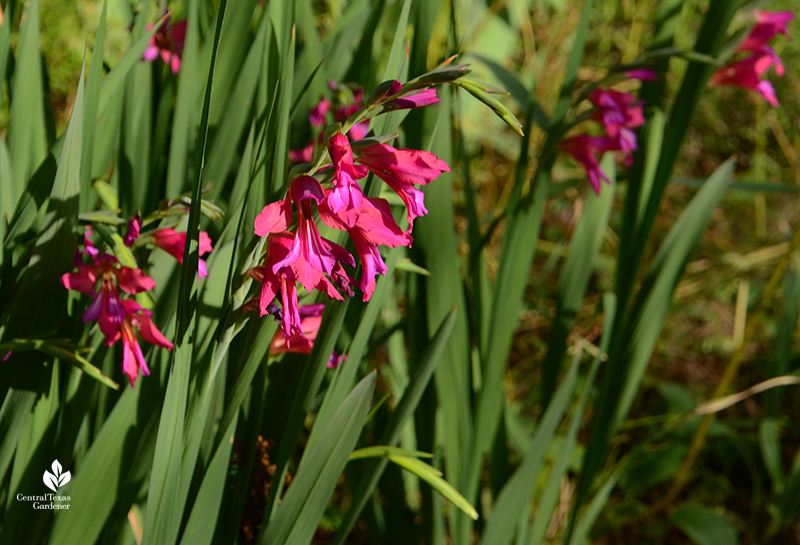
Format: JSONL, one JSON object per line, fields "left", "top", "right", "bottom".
{"left": 74, "top": 228, "right": 100, "bottom": 267}
{"left": 624, "top": 68, "right": 658, "bottom": 81}
{"left": 559, "top": 135, "right": 618, "bottom": 195}
{"left": 266, "top": 303, "right": 347, "bottom": 367}
{"left": 709, "top": 46, "right": 784, "bottom": 107}
{"left": 123, "top": 215, "right": 143, "bottom": 247}
{"left": 738, "top": 10, "right": 793, "bottom": 52}
{"left": 143, "top": 17, "right": 187, "bottom": 74}
{"left": 588, "top": 88, "right": 645, "bottom": 160}
{"left": 61, "top": 254, "right": 156, "bottom": 343}
{"left": 309, "top": 98, "right": 332, "bottom": 127}
{"left": 289, "top": 140, "right": 315, "bottom": 164}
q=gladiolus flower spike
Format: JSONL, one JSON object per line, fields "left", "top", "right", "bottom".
{"left": 255, "top": 76, "right": 452, "bottom": 346}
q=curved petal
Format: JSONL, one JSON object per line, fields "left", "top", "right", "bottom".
{"left": 131, "top": 312, "right": 174, "bottom": 350}
{"left": 116, "top": 267, "right": 156, "bottom": 294}
{"left": 255, "top": 198, "right": 292, "bottom": 236}
{"left": 61, "top": 266, "right": 98, "bottom": 294}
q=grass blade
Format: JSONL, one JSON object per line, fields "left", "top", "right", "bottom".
{"left": 332, "top": 309, "right": 457, "bottom": 545}
{"left": 260, "top": 373, "right": 376, "bottom": 545}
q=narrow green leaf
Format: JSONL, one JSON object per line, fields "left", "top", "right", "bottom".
{"left": 349, "top": 446, "right": 433, "bottom": 461}
{"left": 260, "top": 373, "right": 376, "bottom": 545}
{"left": 671, "top": 504, "right": 739, "bottom": 545}
{"left": 615, "top": 158, "right": 735, "bottom": 425}
{"left": 567, "top": 472, "right": 621, "bottom": 545}
{"left": 541, "top": 154, "right": 615, "bottom": 406}
{"left": 573, "top": 158, "right": 735, "bottom": 536}
{"left": 49, "top": 349, "right": 171, "bottom": 544}
{"left": 79, "top": 0, "right": 107, "bottom": 210}
{"left": 7, "top": 0, "right": 47, "bottom": 206}
{"left": 143, "top": 2, "right": 230, "bottom": 543}
{"left": 4, "top": 56, "right": 85, "bottom": 341}
{"left": 165, "top": 0, "right": 202, "bottom": 197}
{"left": 178, "top": 415, "right": 239, "bottom": 545}
{"left": 389, "top": 455, "right": 478, "bottom": 521}
{"left": 468, "top": 0, "right": 596, "bottom": 513}
{"left": 478, "top": 352, "right": 581, "bottom": 545}
{"left": 332, "top": 309, "right": 457, "bottom": 545}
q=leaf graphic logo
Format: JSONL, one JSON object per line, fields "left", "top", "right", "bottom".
{"left": 43, "top": 460, "right": 71, "bottom": 493}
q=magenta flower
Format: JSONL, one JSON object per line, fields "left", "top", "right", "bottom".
{"left": 320, "top": 196, "right": 412, "bottom": 301}
{"left": 624, "top": 68, "right": 658, "bottom": 81}
{"left": 74, "top": 229, "right": 99, "bottom": 267}
{"left": 289, "top": 141, "right": 315, "bottom": 164}
{"left": 255, "top": 176, "right": 355, "bottom": 293}
{"left": 151, "top": 229, "right": 214, "bottom": 277}
{"left": 61, "top": 255, "right": 156, "bottom": 342}
{"left": 558, "top": 135, "right": 618, "bottom": 195}
{"left": 114, "top": 299, "right": 174, "bottom": 386}
{"left": 123, "top": 215, "right": 143, "bottom": 247}
{"left": 353, "top": 143, "right": 450, "bottom": 227}
{"left": 327, "top": 134, "right": 369, "bottom": 220}
{"left": 268, "top": 303, "right": 324, "bottom": 355}
{"left": 385, "top": 88, "right": 441, "bottom": 110}
{"left": 251, "top": 232, "right": 352, "bottom": 341}
{"left": 309, "top": 98, "right": 332, "bottom": 127}
{"left": 143, "top": 17, "right": 187, "bottom": 74}
{"left": 709, "top": 46, "right": 784, "bottom": 107}
{"left": 738, "top": 10, "right": 793, "bottom": 52}
{"left": 588, "top": 88, "right": 645, "bottom": 160}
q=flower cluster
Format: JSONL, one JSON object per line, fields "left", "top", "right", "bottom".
{"left": 559, "top": 73, "right": 652, "bottom": 194}
{"left": 709, "top": 10, "right": 793, "bottom": 107}
{"left": 253, "top": 78, "right": 449, "bottom": 347}
{"left": 62, "top": 201, "right": 215, "bottom": 386}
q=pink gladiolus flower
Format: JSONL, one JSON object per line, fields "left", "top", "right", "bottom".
{"left": 61, "top": 254, "right": 156, "bottom": 342}
{"left": 143, "top": 17, "right": 187, "bottom": 74}
{"left": 112, "top": 299, "right": 173, "bottom": 386}
{"left": 738, "top": 10, "right": 793, "bottom": 52}
{"left": 385, "top": 88, "right": 441, "bottom": 110}
{"left": 268, "top": 303, "right": 324, "bottom": 355}
{"left": 709, "top": 47, "right": 784, "bottom": 107}
{"left": 354, "top": 143, "right": 450, "bottom": 227}
{"left": 559, "top": 135, "right": 618, "bottom": 195}
{"left": 327, "top": 134, "right": 369, "bottom": 220}
{"left": 320, "top": 196, "right": 412, "bottom": 301}
{"left": 151, "top": 229, "right": 214, "bottom": 277}
{"left": 266, "top": 303, "right": 347, "bottom": 367}
{"left": 256, "top": 176, "right": 355, "bottom": 292}
{"left": 123, "top": 215, "right": 143, "bottom": 247}
{"left": 251, "top": 232, "right": 353, "bottom": 341}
